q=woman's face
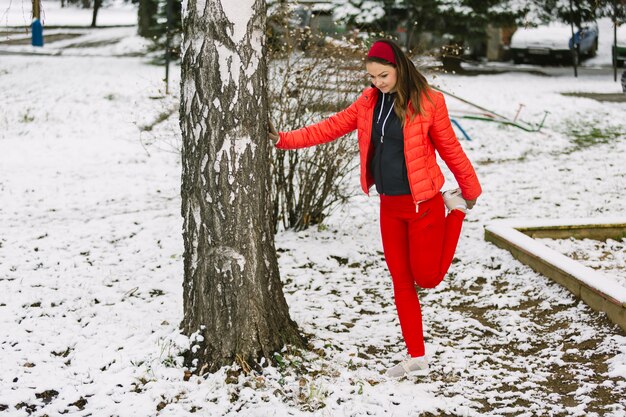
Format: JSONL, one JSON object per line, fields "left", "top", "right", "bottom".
{"left": 366, "top": 62, "right": 397, "bottom": 94}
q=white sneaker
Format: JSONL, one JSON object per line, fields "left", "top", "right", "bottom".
{"left": 385, "top": 355, "right": 429, "bottom": 378}
{"left": 442, "top": 188, "right": 467, "bottom": 213}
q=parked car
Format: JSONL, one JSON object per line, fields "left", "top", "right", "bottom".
{"left": 510, "top": 21, "right": 599, "bottom": 65}
{"left": 612, "top": 24, "right": 626, "bottom": 67}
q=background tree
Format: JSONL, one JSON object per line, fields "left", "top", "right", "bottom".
{"left": 402, "top": 0, "right": 443, "bottom": 50}
{"left": 332, "top": 0, "right": 387, "bottom": 30}
{"left": 179, "top": 0, "right": 305, "bottom": 374}
{"left": 91, "top": 0, "right": 102, "bottom": 27}
{"left": 599, "top": 0, "right": 626, "bottom": 26}
{"left": 57, "top": 0, "right": 94, "bottom": 9}
{"left": 436, "top": 0, "right": 522, "bottom": 56}
{"left": 597, "top": 0, "right": 626, "bottom": 76}
{"left": 153, "top": 0, "right": 183, "bottom": 61}
{"left": 553, "top": 0, "right": 599, "bottom": 27}
{"left": 138, "top": 0, "right": 183, "bottom": 60}
{"left": 518, "top": 0, "right": 600, "bottom": 26}
{"left": 138, "top": 0, "right": 159, "bottom": 38}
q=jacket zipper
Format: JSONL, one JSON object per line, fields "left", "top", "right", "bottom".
{"left": 379, "top": 93, "right": 394, "bottom": 144}
{"left": 379, "top": 141, "right": 384, "bottom": 194}
{"left": 378, "top": 94, "right": 394, "bottom": 194}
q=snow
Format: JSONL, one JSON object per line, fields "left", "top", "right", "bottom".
{"left": 608, "top": 336, "right": 626, "bottom": 379}
{"left": 1, "top": 12, "right": 626, "bottom": 417}
{"left": 617, "top": 24, "right": 626, "bottom": 44}
{"left": 510, "top": 21, "right": 578, "bottom": 50}
{"left": 490, "top": 218, "right": 626, "bottom": 228}
{"left": 581, "top": 18, "right": 623, "bottom": 67}
{"left": 2, "top": 26, "right": 150, "bottom": 56}
{"left": 438, "top": 0, "right": 472, "bottom": 16}
{"left": 332, "top": 0, "right": 385, "bottom": 25}
{"left": 0, "top": 54, "right": 183, "bottom": 416}
{"left": 539, "top": 236, "right": 625, "bottom": 288}
{"left": 0, "top": 0, "right": 137, "bottom": 27}
{"left": 0, "top": 0, "right": 149, "bottom": 57}
{"left": 485, "top": 220, "right": 626, "bottom": 304}
{"left": 582, "top": 18, "right": 626, "bottom": 66}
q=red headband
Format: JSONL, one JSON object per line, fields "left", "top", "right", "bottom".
{"left": 367, "top": 41, "right": 396, "bottom": 65}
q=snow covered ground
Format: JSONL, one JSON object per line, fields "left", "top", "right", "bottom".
{"left": 1, "top": 24, "right": 626, "bottom": 417}
{"left": 0, "top": 0, "right": 148, "bottom": 57}
{"left": 540, "top": 237, "right": 625, "bottom": 287}
{"left": 0, "top": 0, "right": 137, "bottom": 27}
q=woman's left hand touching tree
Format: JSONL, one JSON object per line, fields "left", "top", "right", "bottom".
{"left": 268, "top": 121, "right": 279, "bottom": 145}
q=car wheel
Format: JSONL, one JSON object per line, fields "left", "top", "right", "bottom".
{"left": 618, "top": 60, "right": 625, "bottom": 68}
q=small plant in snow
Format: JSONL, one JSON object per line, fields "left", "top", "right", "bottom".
{"left": 157, "top": 337, "right": 182, "bottom": 368}
{"left": 20, "top": 109, "right": 35, "bottom": 123}
{"left": 303, "top": 380, "right": 328, "bottom": 410}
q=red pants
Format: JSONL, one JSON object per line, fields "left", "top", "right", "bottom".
{"left": 380, "top": 193, "right": 465, "bottom": 357}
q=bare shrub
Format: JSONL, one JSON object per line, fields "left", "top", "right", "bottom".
{"left": 268, "top": 24, "right": 369, "bottom": 231}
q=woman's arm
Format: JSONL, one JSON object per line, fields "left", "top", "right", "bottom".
{"left": 428, "top": 92, "right": 482, "bottom": 201}
{"left": 275, "top": 99, "right": 359, "bottom": 150}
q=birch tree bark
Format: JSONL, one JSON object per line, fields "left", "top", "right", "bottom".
{"left": 179, "top": 0, "right": 304, "bottom": 374}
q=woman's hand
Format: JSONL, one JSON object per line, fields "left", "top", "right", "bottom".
{"left": 465, "top": 199, "right": 477, "bottom": 210}
{"left": 268, "top": 121, "right": 279, "bottom": 145}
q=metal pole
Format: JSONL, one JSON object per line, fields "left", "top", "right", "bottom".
{"left": 569, "top": 0, "right": 578, "bottom": 78}
{"left": 613, "top": 8, "right": 618, "bottom": 82}
{"left": 513, "top": 103, "right": 525, "bottom": 122}
{"left": 165, "top": 0, "right": 173, "bottom": 94}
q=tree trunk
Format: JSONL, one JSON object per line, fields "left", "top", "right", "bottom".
{"left": 138, "top": 0, "right": 158, "bottom": 38}
{"left": 179, "top": 0, "right": 305, "bottom": 374}
{"left": 91, "top": 0, "right": 101, "bottom": 27}
{"left": 32, "top": 0, "right": 41, "bottom": 19}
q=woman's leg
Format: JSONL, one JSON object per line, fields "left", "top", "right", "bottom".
{"left": 410, "top": 194, "right": 465, "bottom": 289}
{"left": 380, "top": 195, "right": 425, "bottom": 357}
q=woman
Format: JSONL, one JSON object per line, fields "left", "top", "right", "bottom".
{"left": 269, "top": 39, "right": 482, "bottom": 378}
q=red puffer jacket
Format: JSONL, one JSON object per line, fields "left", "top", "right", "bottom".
{"left": 276, "top": 87, "right": 482, "bottom": 206}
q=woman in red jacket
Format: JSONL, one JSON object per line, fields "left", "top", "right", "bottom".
{"left": 269, "top": 39, "right": 482, "bottom": 378}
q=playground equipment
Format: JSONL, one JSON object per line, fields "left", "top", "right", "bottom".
{"left": 433, "top": 86, "right": 550, "bottom": 141}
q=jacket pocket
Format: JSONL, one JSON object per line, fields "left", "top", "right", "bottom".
{"left": 417, "top": 207, "right": 430, "bottom": 220}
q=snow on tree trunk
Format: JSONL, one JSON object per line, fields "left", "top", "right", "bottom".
{"left": 179, "top": 0, "right": 304, "bottom": 374}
